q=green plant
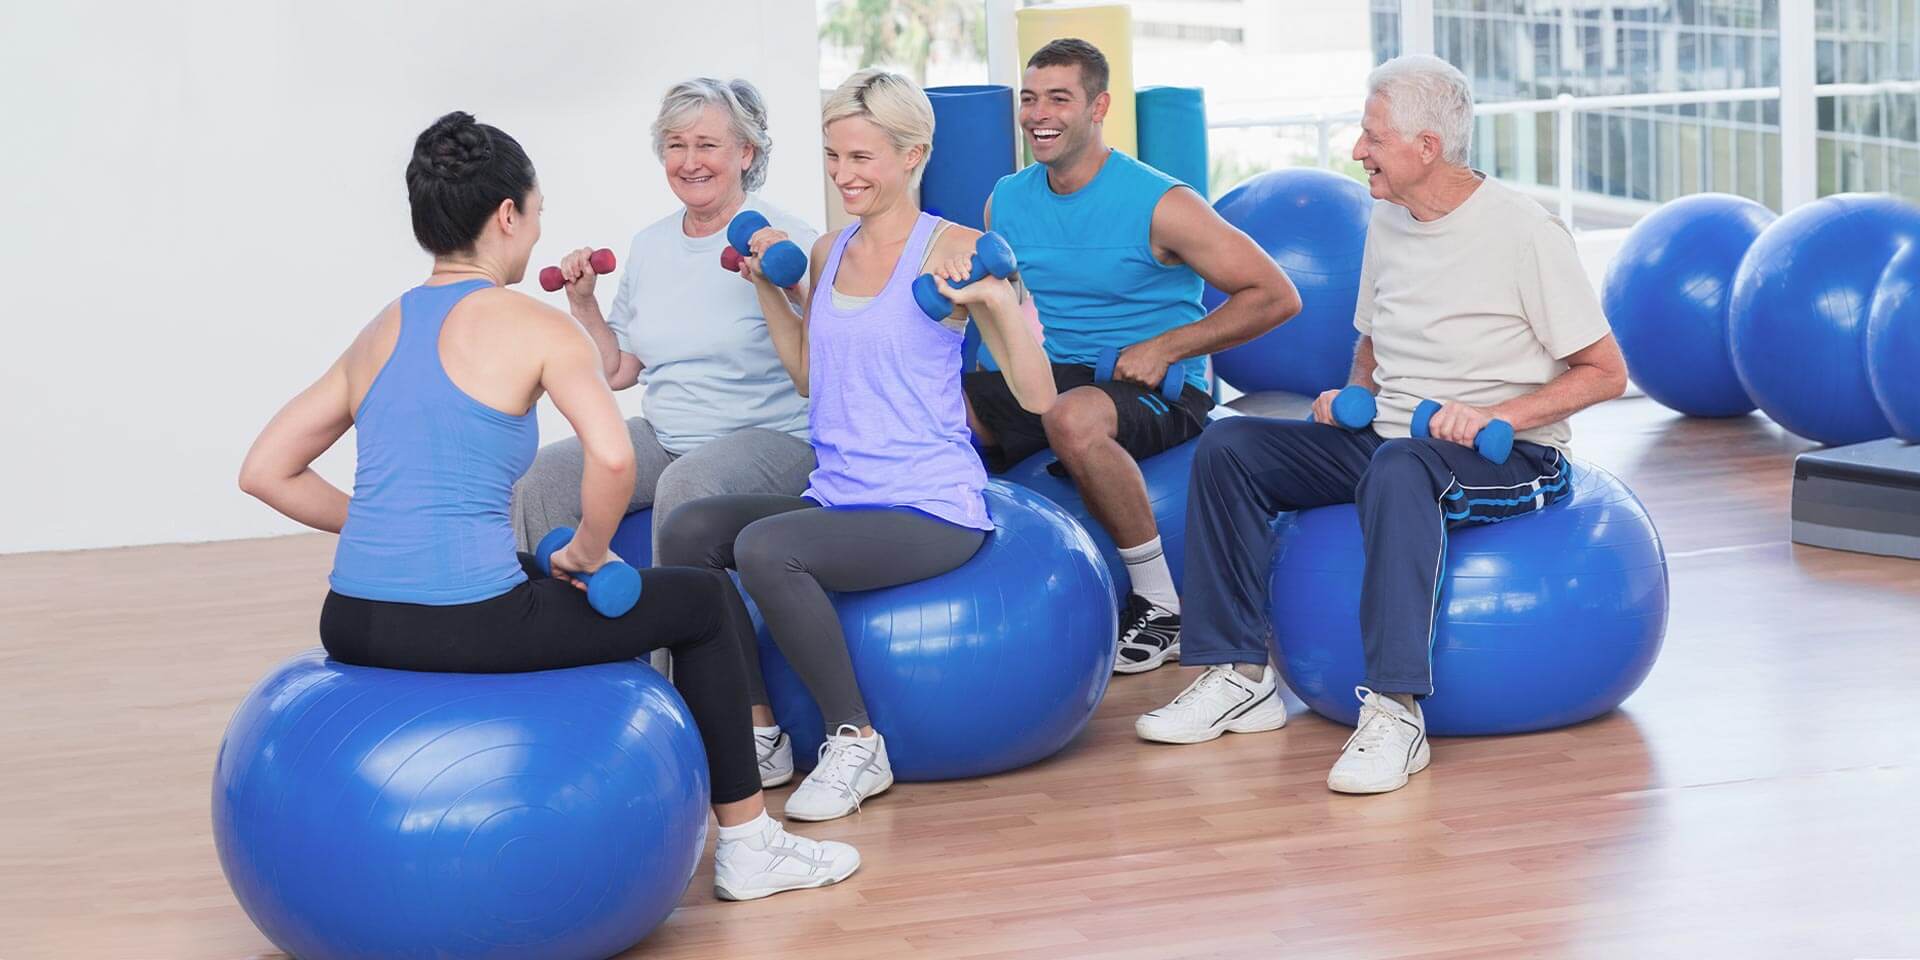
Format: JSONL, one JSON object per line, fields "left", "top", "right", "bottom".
{"left": 819, "top": 0, "right": 988, "bottom": 86}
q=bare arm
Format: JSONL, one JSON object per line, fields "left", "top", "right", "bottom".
{"left": 238, "top": 356, "right": 355, "bottom": 533}
{"left": 929, "top": 227, "right": 1054, "bottom": 414}
{"left": 1488, "top": 334, "right": 1628, "bottom": 431}
{"left": 1115, "top": 187, "right": 1301, "bottom": 387}
{"left": 557, "top": 246, "right": 645, "bottom": 389}
{"left": 746, "top": 231, "right": 828, "bottom": 394}
{"left": 1350, "top": 336, "right": 1378, "bottom": 391}
{"left": 538, "top": 318, "right": 638, "bottom": 571}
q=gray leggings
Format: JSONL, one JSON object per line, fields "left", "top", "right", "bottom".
{"left": 657, "top": 496, "right": 986, "bottom": 731}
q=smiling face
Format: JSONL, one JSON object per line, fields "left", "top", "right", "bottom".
{"left": 824, "top": 115, "right": 921, "bottom": 219}
{"left": 1352, "top": 92, "right": 1434, "bottom": 206}
{"left": 1020, "top": 63, "right": 1108, "bottom": 167}
{"left": 658, "top": 104, "right": 750, "bottom": 212}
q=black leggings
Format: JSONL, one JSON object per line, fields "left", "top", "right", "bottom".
{"left": 319, "top": 554, "right": 762, "bottom": 805}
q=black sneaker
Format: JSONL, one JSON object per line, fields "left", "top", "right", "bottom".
{"left": 1114, "top": 593, "right": 1181, "bottom": 674}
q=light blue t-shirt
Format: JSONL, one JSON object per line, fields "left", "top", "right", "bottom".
{"left": 988, "top": 151, "right": 1208, "bottom": 389}
{"left": 606, "top": 195, "right": 816, "bottom": 455}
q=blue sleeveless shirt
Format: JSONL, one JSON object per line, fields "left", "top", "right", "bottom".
{"left": 988, "top": 150, "right": 1207, "bottom": 389}
{"left": 329, "top": 280, "right": 540, "bottom": 604}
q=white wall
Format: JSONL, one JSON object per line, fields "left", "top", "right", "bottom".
{"left": 0, "top": 1, "right": 824, "bottom": 553}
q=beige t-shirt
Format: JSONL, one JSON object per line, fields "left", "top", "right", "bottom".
{"left": 1354, "top": 175, "right": 1610, "bottom": 452}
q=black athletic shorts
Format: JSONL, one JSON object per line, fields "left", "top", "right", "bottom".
{"left": 963, "top": 362, "right": 1215, "bottom": 473}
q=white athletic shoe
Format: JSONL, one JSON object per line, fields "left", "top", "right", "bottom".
{"left": 1135, "top": 664, "right": 1289, "bottom": 744}
{"left": 1327, "top": 686, "right": 1430, "bottom": 795}
{"left": 783, "top": 725, "right": 894, "bottom": 822}
{"left": 712, "top": 815, "right": 861, "bottom": 901}
{"left": 756, "top": 725, "right": 794, "bottom": 788}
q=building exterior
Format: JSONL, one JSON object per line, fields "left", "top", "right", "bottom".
{"left": 1369, "top": 0, "right": 1920, "bottom": 206}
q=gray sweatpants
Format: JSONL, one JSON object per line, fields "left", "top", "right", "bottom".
{"left": 657, "top": 496, "right": 985, "bottom": 732}
{"left": 510, "top": 419, "right": 815, "bottom": 558}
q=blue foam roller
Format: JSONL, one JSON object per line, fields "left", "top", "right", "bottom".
{"left": 1269, "top": 461, "right": 1667, "bottom": 736}
{"left": 757, "top": 482, "right": 1115, "bottom": 780}
{"left": 212, "top": 651, "right": 709, "bottom": 959}
{"left": 1204, "top": 168, "right": 1374, "bottom": 395}
{"left": 924, "top": 85, "right": 1015, "bottom": 230}
{"left": 1136, "top": 86, "right": 1208, "bottom": 197}
{"left": 1729, "top": 193, "right": 1920, "bottom": 445}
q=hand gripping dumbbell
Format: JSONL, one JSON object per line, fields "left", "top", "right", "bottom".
{"left": 1095, "top": 347, "right": 1189, "bottom": 402}
{"left": 911, "top": 232, "right": 1017, "bottom": 319}
{"left": 539, "top": 248, "right": 616, "bottom": 293}
{"left": 721, "top": 210, "right": 807, "bottom": 288}
{"left": 533, "top": 527, "right": 643, "bottom": 617}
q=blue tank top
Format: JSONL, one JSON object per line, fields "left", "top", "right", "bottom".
{"left": 988, "top": 150, "right": 1207, "bottom": 389}
{"left": 329, "top": 279, "right": 540, "bottom": 604}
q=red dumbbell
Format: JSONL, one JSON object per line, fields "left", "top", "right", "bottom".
{"left": 539, "top": 248, "right": 616, "bottom": 293}
{"left": 720, "top": 246, "right": 745, "bottom": 273}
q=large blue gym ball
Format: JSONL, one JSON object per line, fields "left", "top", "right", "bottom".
{"left": 1602, "top": 193, "right": 1775, "bottom": 417}
{"left": 1000, "top": 433, "right": 1200, "bottom": 601}
{"left": 1868, "top": 241, "right": 1920, "bottom": 442}
{"left": 1203, "top": 168, "right": 1373, "bottom": 395}
{"left": 1729, "top": 193, "right": 1920, "bottom": 445}
{"left": 1268, "top": 461, "right": 1667, "bottom": 736}
{"left": 212, "top": 651, "right": 709, "bottom": 960}
{"left": 759, "top": 481, "right": 1116, "bottom": 780}
{"left": 609, "top": 507, "right": 655, "bottom": 566}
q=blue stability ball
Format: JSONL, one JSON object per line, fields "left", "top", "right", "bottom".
{"left": 1729, "top": 193, "right": 1920, "bottom": 445}
{"left": 1203, "top": 168, "right": 1373, "bottom": 395}
{"left": 212, "top": 651, "right": 709, "bottom": 960}
{"left": 759, "top": 482, "right": 1116, "bottom": 780}
{"left": 1268, "top": 461, "right": 1667, "bottom": 736}
{"left": 1000, "top": 434, "right": 1199, "bottom": 601}
{"left": 609, "top": 507, "right": 654, "bottom": 567}
{"left": 1868, "top": 242, "right": 1920, "bottom": 441}
{"left": 1602, "top": 193, "right": 1775, "bottom": 417}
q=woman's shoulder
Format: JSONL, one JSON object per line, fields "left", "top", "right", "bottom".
{"left": 929, "top": 218, "right": 983, "bottom": 260}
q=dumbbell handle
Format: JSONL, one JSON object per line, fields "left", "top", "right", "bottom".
{"left": 1412, "top": 399, "right": 1515, "bottom": 464}
{"left": 726, "top": 211, "right": 807, "bottom": 288}
{"left": 539, "top": 248, "right": 616, "bottom": 293}
{"left": 533, "top": 527, "right": 643, "bottom": 617}
{"left": 1095, "top": 347, "right": 1188, "bottom": 401}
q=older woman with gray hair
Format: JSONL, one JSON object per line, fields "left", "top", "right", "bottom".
{"left": 1154, "top": 54, "right": 1628, "bottom": 794}
{"left": 515, "top": 79, "right": 817, "bottom": 614}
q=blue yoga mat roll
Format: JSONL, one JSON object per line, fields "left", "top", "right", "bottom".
{"left": 923, "top": 84, "right": 1015, "bottom": 230}
{"left": 1136, "top": 86, "right": 1209, "bottom": 198}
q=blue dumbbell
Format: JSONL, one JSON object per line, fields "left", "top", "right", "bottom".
{"left": 724, "top": 211, "right": 808, "bottom": 288}
{"left": 533, "top": 527, "right": 643, "bottom": 617}
{"left": 913, "top": 232, "right": 1017, "bottom": 319}
{"left": 1319, "top": 385, "right": 1377, "bottom": 429}
{"left": 1412, "top": 399, "right": 1515, "bottom": 464}
{"left": 1095, "top": 347, "right": 1188, "bottom": 402}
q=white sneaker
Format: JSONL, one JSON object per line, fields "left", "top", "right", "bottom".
{"left": 1135, "top": 664, "right": 1288, "bottom": 744}
{"left": 782, "top": 725, "right": 894, "bottom": 822}
{"left": 1327, "top": 686, "right": 1430, "bottom": 794}
{"left": 755, "top": 726, "right": 793, "bottom": 788}
{"left": 712, "top": 814, "right": 860, "bottom": 901}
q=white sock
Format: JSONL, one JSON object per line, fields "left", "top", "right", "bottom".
{"left": 716, "top": 810, "right": 775, "bottom": 844}
{"left": 1118, "top": 537, "right": 1180, "bottom": 613}
{"left": 753, "top": 724, "right": 782, "bottom": 737}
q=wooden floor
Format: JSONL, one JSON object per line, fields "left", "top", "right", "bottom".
{"left": 5, "top": 396, "right": 1919, "bottom": 959}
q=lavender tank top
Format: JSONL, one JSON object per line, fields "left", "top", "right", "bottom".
{"left": 802, "top": 213, "right": 992, "bottom": 530}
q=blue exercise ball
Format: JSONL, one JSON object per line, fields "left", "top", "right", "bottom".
{"left": 1729, "top": 193, "right": 1920, "bottom": 445}
{"left": 610, "top": 507, "right": 654, "bottom": 567}
{"left": 759, "top": 481, "right": 1116, "bottom": 780}
{"left": 1268, "top": 461, "right": 1667, "bottom": 736}
{"left": 212, "top": 651, "right": 709, "bottom": 960}
{"left": 1602, "top": 193, "right": 1775, "bottom": 417}
{"left": 1000, "top": 434, "right": 1199, "bottom": 602}
{"left": 1203, "top": 168, "right": 1373, "bottom": 395}
{"left": 1868, "top": 241, "right": 1920, "bottom": 441}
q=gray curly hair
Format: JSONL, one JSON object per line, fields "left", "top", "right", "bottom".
{"left": 652, "top": 77, "right": 773, "bottom": 192}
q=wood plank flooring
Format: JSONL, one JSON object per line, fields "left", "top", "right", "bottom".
{"left": 3, "top": 396, "right": 1917, "bottom": 959}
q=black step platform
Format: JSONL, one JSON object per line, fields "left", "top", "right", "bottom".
{"left": 1791, "top": 439, "right": 1920, "bottom": 560}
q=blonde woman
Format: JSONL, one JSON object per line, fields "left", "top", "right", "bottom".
{"left": 659, "top": 71, "right": 1056, "bottom": 821}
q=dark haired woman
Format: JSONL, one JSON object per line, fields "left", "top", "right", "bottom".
{"left": 237, "top": 111, "right": 857, "bottom": 902}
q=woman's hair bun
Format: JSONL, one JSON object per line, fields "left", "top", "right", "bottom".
{"left": 412, "top": 111, "right": 495, "bottom": 183}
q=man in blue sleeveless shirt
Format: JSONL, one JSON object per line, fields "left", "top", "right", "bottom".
{"left": 964, "top": 39, "right": 1300, "bottom": 675}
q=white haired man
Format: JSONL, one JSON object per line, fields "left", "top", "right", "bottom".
{"left": 1139, "top": 55, "right": 1629, "bottom": 795}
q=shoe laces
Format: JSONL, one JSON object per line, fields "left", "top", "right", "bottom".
{"left": 1170, "top": 664, "right": 1238, "bottom": 707}
{"left": 1119, "top": 596, "right": 1170, "bottom": 645}
{"left": 811, "top": 724, "right": 874, "bottom": 798}
{"left": 1344, "top": 686, "right": 1405, "bottom": 754}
